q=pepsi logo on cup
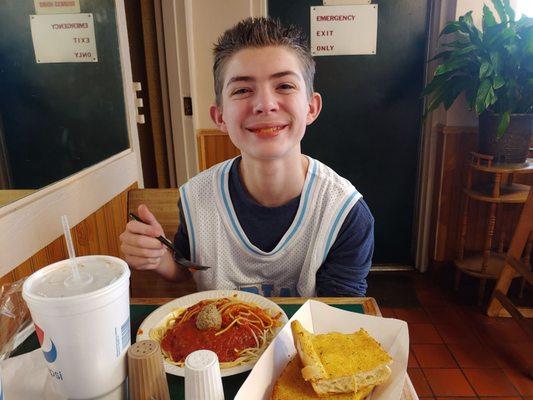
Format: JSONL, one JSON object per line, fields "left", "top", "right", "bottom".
{"left": 35, "top": 323, "right": 57, "bottom": 363}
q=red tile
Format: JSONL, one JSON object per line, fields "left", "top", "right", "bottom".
{"left": 503, "top": 368, "right": 533, "bottom": 396}
{"left": 410, "top": 324, "right": 443, "bottom": 344}
{"left": 425, "top": 307, "right": 464, "bottom": 325}
{"left": 479, "top": 397, "right": 522, "bottom": 400}
{"left": 394, "top": 308, "right": 430, "bottom": 324}
{"left": 424, "top": 369, "right": 475, "bottom": 396}
{"left": 457, "top": 306, "right": 493, "bottom": 325}
{"left": 475, "top": 319, "right": 530, "bottom": 343}
{"left": 416, "top": 289, "right": 450, "bottom": 307}
{"left": 408, "top": 350, "right": 419, "bottom": 368}
{"left": 380, "top": 307, "right": 396, "bottom": 318}
{"left": 463, "top": 369, "right": 518, "bottom": 396}
{"left": 490, "top": 341, "right": 533, "bottom": 370}
{"left": 448, "top": 341, "right": 499, "bottom": 368}
{"left": 408, "top": 368, "right": 433, "bottom": 397}
{"left": 412, "top": 344, "right": 457, "bottom": 368}
{"left": 434, "top": 323, "right": 480, "bottom": 344}
{"left": 436, "top": 398, "right": 477, "bottom": 400}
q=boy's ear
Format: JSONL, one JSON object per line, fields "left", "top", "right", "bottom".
{"left": 210, "top": 104, "right": 227, "bottom": 132}
{"left": 306, "top": 92, "right": 322, "bottom": 125}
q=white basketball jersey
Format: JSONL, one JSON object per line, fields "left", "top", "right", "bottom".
{"left": 179, "top": 156, "right": 361, "bottom": 297}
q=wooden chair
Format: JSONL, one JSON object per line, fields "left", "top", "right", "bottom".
{"left": 127, "top": 188, "right": 196, "bottom": 298}
{"left": 487, "top": 188, "right": 533, "bottom": 376}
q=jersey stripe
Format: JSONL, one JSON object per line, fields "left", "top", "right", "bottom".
{"left": 179, "top": 185, "right": 196, "bottom": 262}
{"left": 321, "top": 191, "right": 362, "bottom": 264}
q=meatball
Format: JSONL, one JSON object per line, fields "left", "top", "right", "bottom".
{"left": 195, "top": 303, "right": 222, "bottom": 331}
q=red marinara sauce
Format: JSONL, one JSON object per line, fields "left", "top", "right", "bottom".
{"left": 160, "top": 314, "right": 258, "bottom": 363}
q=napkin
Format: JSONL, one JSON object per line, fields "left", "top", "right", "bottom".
{"left": 1, "top": 350, "right": 127, "bottom": 400}
{"left": 0, "top": 349, "right": 67, "bottom": 400}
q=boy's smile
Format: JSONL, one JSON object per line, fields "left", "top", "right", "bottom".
{"left": 210, "top": 46, "right": 321, "bottom": 162}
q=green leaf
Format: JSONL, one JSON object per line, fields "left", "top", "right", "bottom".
{"left": 421, "top": 72, "right": 451, "bottom": 97}
{"left": 479, "top": 61, "right": 493, "bottom": 79}
{"left": 493, "top": 27, "right": 517, "bottom": 45}
{"left": 434, "top": 58, "right": 470, "bottom": 75}
{"left": 496, "top": 111, "right": 510, "bottom": 138}
{"left": 443, "top": 76, "right": 471, "bottom": 108}
{"left": 503, "top": 0, "right": 515, "bottom": 22}
{"left": 475, "top": 79, "right": 494, "bottom": 114}
{"left": 440, "top": 22, "right": 461, "bottom": 36}
{"left": 482, "top": 5, "right": 497, "bottom": 30}
{"left": 525, "top": 33, "right": 533, "bottom": 54}
{"left": 493, "top": 75, "right": 505, "bottom": 89}
{"left": 452, "top": 45, "right": 477, "bottom": 57}
{"left": 491, "top": 0, "right": 508, "bottom": 24}
{"left": 489, "top": 51, "right": 501, "bottom": 74}
{"left": 427, "top": 50, "right": 453, "bottom": 62}
{"left": 463, "top": 11, "right": 474, "bottom": 26}
{"left": 444, "top": 40, "right": 471, "bottom": 49}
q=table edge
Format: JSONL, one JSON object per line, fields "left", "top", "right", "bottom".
{"left": 130, "top": 297, "right": 381, "bottom": 316}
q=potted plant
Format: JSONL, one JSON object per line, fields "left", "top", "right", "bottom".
{"left": 422, "top": 0, "right": 533, "bottom": 164}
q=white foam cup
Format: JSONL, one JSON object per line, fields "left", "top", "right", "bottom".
{"left": 22, "top": 255, "right": 131, "bottom": 399}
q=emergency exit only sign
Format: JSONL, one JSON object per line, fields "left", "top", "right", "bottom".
{"left": 310, "top": 4, "right": 378, "bottom": 56}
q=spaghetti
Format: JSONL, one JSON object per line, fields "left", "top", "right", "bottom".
{"left": 150, "top": 295, "right": 283, "bottom": 368}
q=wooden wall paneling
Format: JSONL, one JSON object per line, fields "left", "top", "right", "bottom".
{"left": 94, "top": 206, "right": 111, "bottom": 256}
{"left": 103, "top": 200, "right": 122, "bottom": 258}
{"left": 12, "top": 259, "right": 32, "bottom": 281}
{"left": 44, "top": 237, "right": 67, "bottom": 268}
{"left": 197, "top": 129, "right": 240, "bottom": 171}
{"left": 0, "top": 271, "right": 14, "bottom": 287}
{"left": 431, "top": 126, "right": 478, "bottom": 263}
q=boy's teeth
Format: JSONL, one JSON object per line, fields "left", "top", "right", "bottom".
{"left": 256, "top": 127, "right": 281, "bottom": 133}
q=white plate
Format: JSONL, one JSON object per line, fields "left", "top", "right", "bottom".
{"left": 136, "top": 290, "right": 289, "bottom": 377}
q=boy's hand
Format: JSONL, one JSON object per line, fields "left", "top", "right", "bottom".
{"left": 119, "top": 204, "right": 167, "bottom": 270}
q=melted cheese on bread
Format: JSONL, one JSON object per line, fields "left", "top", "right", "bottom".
{"left": 291, "top": 320, "right": 392, "bottom": 396}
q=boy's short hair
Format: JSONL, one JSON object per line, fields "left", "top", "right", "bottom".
{"left": 213, "top": 17, "right": 315, "bottom": 107}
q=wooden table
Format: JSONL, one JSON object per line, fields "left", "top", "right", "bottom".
{"left": 131, "top": 296, "right": 419, "bottom": 400}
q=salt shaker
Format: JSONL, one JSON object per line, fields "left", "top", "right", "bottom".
{"left": 184, "top": 350, "right": 224, "bottom": 400}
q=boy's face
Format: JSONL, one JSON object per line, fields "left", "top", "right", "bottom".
{"left": 210, "top": 46, "right": 321, "bottom": 162}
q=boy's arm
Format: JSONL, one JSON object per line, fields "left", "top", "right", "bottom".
{"left": 315, "top": 199, "right": 374, "bottom": 297}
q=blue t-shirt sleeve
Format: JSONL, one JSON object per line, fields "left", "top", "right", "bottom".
{"left": 173, "top": 199, "right": 191, "bottom": 260}
{"left": 315, "top": 198, "right": 374, "bottom": 297}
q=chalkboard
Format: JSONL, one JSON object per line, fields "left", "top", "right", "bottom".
{"left": 0, "top": 0, "right": 129, "bottom": 189}
{"left": 269, "top": 0, "right": 429, "bottom": 265}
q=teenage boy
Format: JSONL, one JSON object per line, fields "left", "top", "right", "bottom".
{"left": 120, "top": 17, "right": 374, "bottom": 297}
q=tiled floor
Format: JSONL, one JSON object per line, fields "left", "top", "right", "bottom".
{"left": 373, "top": 271, "right": 532, "bottom": 400}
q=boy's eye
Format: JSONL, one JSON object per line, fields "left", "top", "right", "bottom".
{"left": 278, "top": 83, "right": 296, "bottom": 91}
{"left": 231, "top": 88, "right": 252, "bottom": 96}
{"left": 278, "top": 83, "right": 296, "bottom": 93}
